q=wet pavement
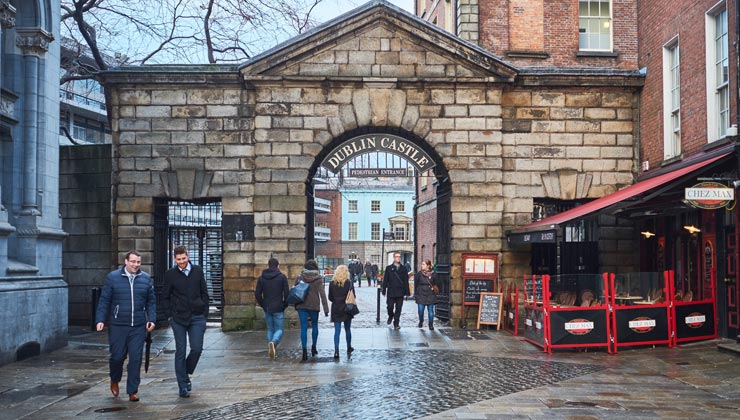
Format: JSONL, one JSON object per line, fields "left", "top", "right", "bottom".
{"left": 1, "top": 286, "right": 739, "bottom": 420}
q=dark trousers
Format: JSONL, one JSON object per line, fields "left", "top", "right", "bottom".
{"left": 108, "top": 324, "right": 147, "bottom": 395}
{"left": 170, "top": 315, "right": 207, "bottom": 392}
{"left": 366, "top": 274, "right": 372, "bottom": 287}
{"left": 387, "top": 296, "right": 404, "bottom": 326}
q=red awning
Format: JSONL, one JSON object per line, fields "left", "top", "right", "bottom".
{"left": 515, "top": 151, "right": 733, "bottom": 232}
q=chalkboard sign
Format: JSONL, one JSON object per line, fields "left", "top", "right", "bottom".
{"left": 464, "top": 279, "right": 495, "bottom": 305}
{"left": 477, "top": 292, "right": 503, "bottom": 329}
{"left": 527, "top": 276, "right": 543, "bottom": 303}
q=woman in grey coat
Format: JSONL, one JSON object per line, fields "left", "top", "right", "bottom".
{"left": 295, "top": 259, "right": 329, "bottom": 361}
{"left": 414, "top": 260, "right": 438, "bottom": 330}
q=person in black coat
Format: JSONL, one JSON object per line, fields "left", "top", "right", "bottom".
{"left": 371, "top": 263, "right": 379, "bottom": 286}
{"left": 255, "top": 257, "right": 289, "bottom": 360}
{"left": 328, "top": 265, "right": 355, "bottom": 359}
{"left": 364, "top": 260, "right": 373, "bottom": 287}
{"left": 382, "top": 252, "right": 410, "bottom": 329}
{"left": 414, "top": 260, "right": 438, "bottom": 330}
{"left": 162, "top": 246, "right": 209, "bottom": 398}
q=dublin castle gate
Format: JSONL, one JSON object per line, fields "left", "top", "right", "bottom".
{"left": 99, "top": 3, "right": 642, "bottom": 329}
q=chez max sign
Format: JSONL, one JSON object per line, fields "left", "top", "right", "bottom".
{"left": 320, "top": 134, "right": 436, "bottom": 174}
{"left": 685, "top": 182, "right": 735, "bottom": 209}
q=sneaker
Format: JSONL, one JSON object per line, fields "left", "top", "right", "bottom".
{"left": 186, "top": 380, "right": 192, "bottom": 392}
{"left": 179, "top": 389, "right": 190, "bottom": 398}
{"left": 268, "top": 341, "right": 276, "bottom": 360}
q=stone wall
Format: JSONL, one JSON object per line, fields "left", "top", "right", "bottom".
{"left": 60, "top": 144, "right": 113, "bottom": 325}
{"left": 100, "top": 5, "right": 642, "bottom": 327}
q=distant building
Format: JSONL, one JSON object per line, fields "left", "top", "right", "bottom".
{"left": 0, "top": 0, "right": 66, "bottom": 366}
{"left": 340, "top": 182, "right": 415, "bottom": 268}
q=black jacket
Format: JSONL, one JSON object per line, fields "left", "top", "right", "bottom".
{"left": 255, "top": 267, "right": 289, "bottom": 313}
{"left": 329, "top": 280, "right": 354, "bottom": 322}
{"left": 382, "top": 263, "right": 410, "bottom": 298}
{"left": 162, "top": 264, "right": 209, "bottom": 325}
{"left": 414, "top": 271, "right": 438, "bottom": 305}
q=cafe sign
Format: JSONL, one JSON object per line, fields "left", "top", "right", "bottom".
{"left": 685, "top": 182, "right": 735, "bottom": 209}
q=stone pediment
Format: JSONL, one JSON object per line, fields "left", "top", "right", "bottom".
{"left": 239, "top": 0, "right": 517, "bottom": 81}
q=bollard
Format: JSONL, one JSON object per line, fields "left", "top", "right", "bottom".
{"left": 91, "top": 287, "right": 101, "bottom": 331}
{"left": 376, "top": 284, "right": 381, "bottom": 324}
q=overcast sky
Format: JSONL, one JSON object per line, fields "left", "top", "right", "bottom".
{"left": 313, "top": 0, "right": 414, "bottom": 20}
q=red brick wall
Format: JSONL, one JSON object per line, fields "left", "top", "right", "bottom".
{"left": 416, "top": 0, "right": 450, "bottom": 32}
{"left": 509, "top": 0, "right": 544, "bottom": 52}
{"left": 478, "top": 0, "right": 637, "bottom": 69}
{"left": 638, "top": 0, "right": 738, "bottom": 169}
{"left": 315, "top": 189, "right": 342, "bottom": 259}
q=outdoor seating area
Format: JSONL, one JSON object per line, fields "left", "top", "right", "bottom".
{"left": 514, "top": 270, "right": 717, "bottom": 354}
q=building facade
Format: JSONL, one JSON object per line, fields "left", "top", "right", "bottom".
{"left": 99, "top": 1, "right": 642, "bottom": 328}
{"left": 340, "top": 184, "right": 415, "bottom": 268}
{"left": 0, "top": 0, "right": 66, "bottom": 365}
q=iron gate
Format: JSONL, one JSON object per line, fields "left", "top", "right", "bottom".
{"left": 154, "top": 200, "right": 223, "bottom": 322}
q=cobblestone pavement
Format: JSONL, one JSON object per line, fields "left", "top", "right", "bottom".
{"left": 1, "top": 300, "right": 740, "bottom": 419}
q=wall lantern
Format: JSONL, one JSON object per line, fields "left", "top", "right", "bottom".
{"left": 683, "top": 225, "right": 701, "bottom": 234}
{"left": 641, "top": 231, "right": 656, "bottom": 238}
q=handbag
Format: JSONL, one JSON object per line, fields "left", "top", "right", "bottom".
{"left": 344, "top": 288, "right": 360, "bottom": 316}
{"left": 425, "top": 273, "right": 439, "bottom": 295}
{"left": 287, "top": 280, "right": 310, "bottom": 305}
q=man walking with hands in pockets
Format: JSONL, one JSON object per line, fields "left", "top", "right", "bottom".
{"left": 95, "top": 251, "right": 156, "bottom": 402}
{"left": 162, "top": 246, "right": 209, "bottom": 398}
{"left": 382, "top": 252, "right": 410, "bottom": 330}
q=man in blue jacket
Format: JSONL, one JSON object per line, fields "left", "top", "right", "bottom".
{"left": 255, "top": 257, "right": 289, "bottom": 360}
{"left": 162, "top": 245, "right": 209, "bottom": 398}
{"left": 96, "top": 251, "right": 156, "bottom": 402}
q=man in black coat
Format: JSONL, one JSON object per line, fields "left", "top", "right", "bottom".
{"left": 255, "top": 257, "right": 289, "bottom": 360}
{"left": 162, "top": 246, "right": 209, "bottom": 398}
{"left": 382, "top": 252, "right": 410, "bottom": 330}
{"left": 348, "top": 259, "right": 357, "bottom": 286}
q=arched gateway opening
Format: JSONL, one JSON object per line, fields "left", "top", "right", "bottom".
{"left": 306, "top": 127, "right": 452, "bottom": 321}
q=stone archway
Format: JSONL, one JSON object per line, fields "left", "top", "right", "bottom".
{"left": 306, "top": 126, "right": 453, "bottom": 320}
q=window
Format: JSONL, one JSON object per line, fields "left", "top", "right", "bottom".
{"left": 706, "top": 8, "right": 730, "bottom": 141}
{"left": 578, "top": 0, "right": 611, "bottom": 51}
{"left": 371, "top": 223, "right": 380, "bottom": 241}
{"left": 316, "top": 222, "right": 328, "bottom": 228}
{"left": 348, "top": 222, "right": 358, "bottom": 241}
{"left": 371, "top": 254, "right": 380, "bottom": 265}
{"left": 394, "top": 226, "right": 406, "bottom": 241}
{"left": 395, "top": 201, "right": 405, "bottom": 213}
{"left": 348, "top": 200, "right": 358, "bottom": 213}
{"left": 421, "top": 244, "right": 426, "bottom": 261}
{"left": 663, "top": 40, "right": 681, "bottom": 159}
{"left": 371, "top": 200, "right": 381, "bottom": 213}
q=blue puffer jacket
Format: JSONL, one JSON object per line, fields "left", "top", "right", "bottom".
{"left": 96, "top": 266, "right": 156, "bottom": 327}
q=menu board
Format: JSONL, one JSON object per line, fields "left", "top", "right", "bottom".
{"left": 464, "top": 279, "right": 495, "bottom": 305}
{"left": 465, "top": 257, "right": 496, "bottom": 274}
{"left": 477, "top": 293, "right": 503, "bottom": 329}
{"left": 528, "top": 276, "right": 543, "bottom": 303}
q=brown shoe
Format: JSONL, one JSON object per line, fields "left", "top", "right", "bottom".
{"left": 128, "top": 393, "right": 139, "bottom": 402}
{"left": 110, "top": 381, "right": 119, "bottom": 397}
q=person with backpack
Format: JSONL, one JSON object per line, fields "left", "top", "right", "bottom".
{"left": 295, "top": 259, "right": 329, "bottom": 361}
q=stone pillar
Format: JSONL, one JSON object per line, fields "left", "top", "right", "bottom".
{"left": 457, "top": 0, "right": 479, "bottom": 45}
{"left": 15, "top": 28, "right": 52, "bottom": 216}
{"left": 0, "top": 0, "right": 16, "bottom": 217}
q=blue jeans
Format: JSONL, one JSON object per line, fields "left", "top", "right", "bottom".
{"left": 264, "top": 311, "right": 285, "bottom": 345}
{"left": 418, "top": 304, "right": 435, "bottom": 324}
{"left": 170, "top": 315, "right": 207, "bottom": 392}
{"left": 297, "top": 309, "right": 319, "bottom": 349}
{"left": 333, "top": 320, "right": 352, "bottom": 349}
{"left": 108, "top": 324, "right": 147, "bottom": 395}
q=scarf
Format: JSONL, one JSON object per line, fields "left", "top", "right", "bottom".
{"left": 421, "top": 269, "right": 433, "bottom": 282}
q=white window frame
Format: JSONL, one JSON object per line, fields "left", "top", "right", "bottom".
{"left": 578, "top": 0, "right": 613, "bottom": 52}
{"left": 395, "top": 200, "right": 405, "bottom": 213}
{"left": 371, "top": 223, "right": 380, "bottom": 241}
{"left": 348, "top": 200, "right": 358, "bottom": 213}
{"left": 706, "top": 4, "right": 730, "bottom": 142}
{"left": 371, "top": 200, "right": 381, "bottom": 213}
{"left": 348, "top": 222, "right": 358, "bottom": 241}
{"left": 662, "top": 37, "right": 681, "bottom": 159}
{"left": 394, "top": 226, "right": 406, "bottom": 242}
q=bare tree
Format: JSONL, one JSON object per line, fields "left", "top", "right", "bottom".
{"left": 60, "top": 0, "right": 327, "bottom": 82}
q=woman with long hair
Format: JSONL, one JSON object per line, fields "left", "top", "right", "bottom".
{"left": 295, "top": 259, "right": 329, "bottom": 361}
{"left": 414, "top": 260, "right": 438, "bottom": 330}
{"left": 328, "top": 265, "right": 355, "bottom": 359}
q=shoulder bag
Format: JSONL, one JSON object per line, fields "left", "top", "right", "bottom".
{"left": 287, "top": 280, "right": 310, "bottom": 305}
{"left": 344, "top": 287, "right": 360, "bottom": 316}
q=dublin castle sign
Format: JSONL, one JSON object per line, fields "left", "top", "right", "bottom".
{"left": 320, "top": 133, "right": 436, "bottom": 174}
